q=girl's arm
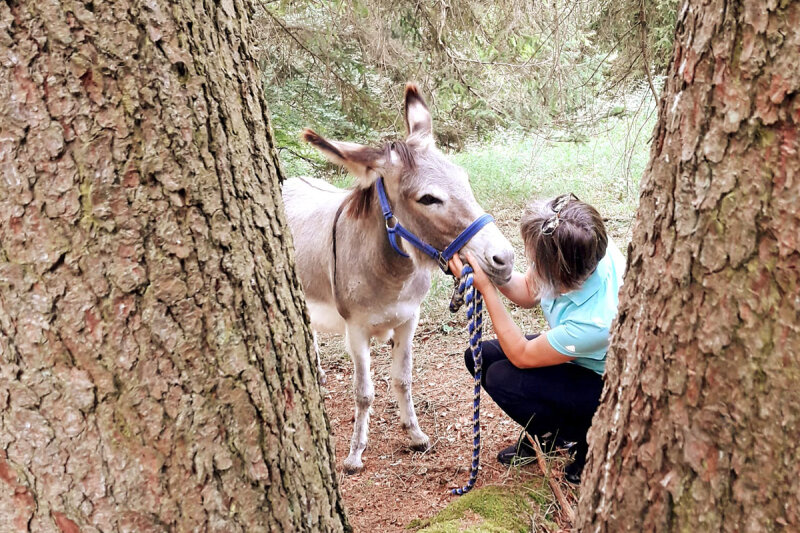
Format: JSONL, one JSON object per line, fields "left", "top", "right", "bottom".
{"left": 497, "top": 268, "right": 540, "bottom": 309}
{"left": 449, "top": 254, "right": 574, "bottom": 369}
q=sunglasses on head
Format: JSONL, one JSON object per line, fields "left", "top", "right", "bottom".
{"left": 541, "top": 193, "right": 579, "bottom": 235}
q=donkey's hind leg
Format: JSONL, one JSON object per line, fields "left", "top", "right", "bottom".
{"left": 312, "top": 331, "right": 327, "bottom": 385}
{"left": 391, "top": 312, "right": 430, "bottom": 452}
{"left": 343, "top": 325, "right": 374, "bottom": 473}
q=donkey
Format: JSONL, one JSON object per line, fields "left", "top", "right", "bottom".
{"left": 282, "top": 84, "right": 514, "bottom": 473}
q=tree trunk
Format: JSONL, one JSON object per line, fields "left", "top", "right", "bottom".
{"left": 579, "top": 1, "right": 799, "bottom": 531}
{"left": 0, "top": 1, "right": 349, "bottom": 531}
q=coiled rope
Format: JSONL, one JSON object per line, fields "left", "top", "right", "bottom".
{"left": 448, "top": 265, "right": 484, "bottom": 496}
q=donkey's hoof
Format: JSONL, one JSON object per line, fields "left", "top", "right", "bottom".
{"left": 344, "top": 465, "right": 363, "bottom": 475}
{"left": 409, "top": 438, "right": 431, "bottom": 453}
{"left": 343, "top": 457, "right": 364, "bottom": 474}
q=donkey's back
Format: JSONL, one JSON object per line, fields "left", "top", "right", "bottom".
{"left": 282, "top": 176, "right": 348, "bottom": 332}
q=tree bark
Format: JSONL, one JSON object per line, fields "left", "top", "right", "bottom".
{"left": 0, "top": 1, "right": 348, "bottom": 531}
{"left": 579, "top": 1, "right": 800, "bottom": 531}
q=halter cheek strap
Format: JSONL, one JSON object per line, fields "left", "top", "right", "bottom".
{"left": 375, "top": 177, "right": 494, "bottom": 273}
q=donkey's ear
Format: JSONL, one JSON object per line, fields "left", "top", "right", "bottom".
{"left": 404, "top": 83, "right": 433, "bottom": 146}
{"left": 302, "top": 129, "right": 385, "bottom": 187}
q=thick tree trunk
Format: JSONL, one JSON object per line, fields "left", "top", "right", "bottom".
{"left": 0, "top": 1, "right": 348, "bottom": 531}
{"left": 579, "top": 1, "right": 799, "bottom": 531}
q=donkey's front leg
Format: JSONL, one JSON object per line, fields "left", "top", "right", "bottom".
{"left": 391, "top": 313, "right": 430, "bottom": 452}
{"left": 343, "top": 326, "right": 373, "bottom": 473}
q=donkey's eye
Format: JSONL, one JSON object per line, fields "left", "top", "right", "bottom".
{"left": 418, "top": 194, "right": 443, "bottom": 206}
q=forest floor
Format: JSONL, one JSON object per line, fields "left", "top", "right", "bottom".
{"left": 319, "top": 320, "right": 576, "bottom": 532}
{"left": 313, "top": 100, "right": 655, "bottom": 531}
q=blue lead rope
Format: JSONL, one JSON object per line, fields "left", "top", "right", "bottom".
{"left": 449, "top": 265, "right": 484, "bottom": 496}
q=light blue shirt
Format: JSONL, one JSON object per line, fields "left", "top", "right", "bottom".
{"left": 540, "top": 240, "right": 626, "bottom": 375}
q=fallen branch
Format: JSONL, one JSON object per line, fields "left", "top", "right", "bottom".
{"left": 527, "top": 434, "right": 576, "bottom": 524}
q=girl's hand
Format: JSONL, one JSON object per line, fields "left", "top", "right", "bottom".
{"left": 448, "top": 253, "right": 494, "bottom": 293}
{"left": 447, "top": 254, "right": 466, "bottom": 278}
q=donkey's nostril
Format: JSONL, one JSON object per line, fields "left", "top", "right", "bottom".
{"left": 489, "top": 249, "right": 514, "bottom": 271}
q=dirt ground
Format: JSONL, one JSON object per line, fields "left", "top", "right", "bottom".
{"left": 318, "top": 310, "right": 577, "bottom": 532}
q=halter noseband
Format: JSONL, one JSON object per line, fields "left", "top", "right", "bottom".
{"left": 375, "top": 177, "right": 494, "bottom": 273}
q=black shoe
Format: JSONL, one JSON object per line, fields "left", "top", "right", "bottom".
{"left": 497, "top": 441, "right": 537, "bottom": 466}
{"left": 553, "top": 437, "right": 576, "bottom": 451}
{"left": 564, "top": 456, "right": 584, "bottom": 484}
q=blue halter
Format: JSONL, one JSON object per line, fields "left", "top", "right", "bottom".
{"left": 375, "top": 177, "right": 494, "bottom": 273}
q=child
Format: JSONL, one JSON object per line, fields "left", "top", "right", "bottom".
{"left": 449, "top": 193, "right": 625, "bottom": 484}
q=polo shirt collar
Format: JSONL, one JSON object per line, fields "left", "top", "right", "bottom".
{"left": 563, "top": 266, "right": 602, "bottom": 306}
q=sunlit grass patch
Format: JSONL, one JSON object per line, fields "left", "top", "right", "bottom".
{"left": 453, "top": 93, "right": 657, "bottom": 245}
{"left": 407, "top": 481, "right": 560, "bottom": 533}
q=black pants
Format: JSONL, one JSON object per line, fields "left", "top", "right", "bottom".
{"left": 465, "top": 335, "right": 603, "bottom": 464}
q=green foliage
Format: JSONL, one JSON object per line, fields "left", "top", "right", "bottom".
{"left": 256, "top": 0, "right": 676, "bottom": 172}
{"left": 594, "top": 0, "right": 681, "bottom": 78}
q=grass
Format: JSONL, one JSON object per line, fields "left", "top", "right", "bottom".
{"left": 407, "top": 481, "right": 560, "bottom": 533}
{"left": 456, "top": 95, "right": 657, "bottom": 230}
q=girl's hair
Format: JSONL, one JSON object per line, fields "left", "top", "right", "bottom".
{"left": 520, "top": 195, "right": 608, "bottom": 298}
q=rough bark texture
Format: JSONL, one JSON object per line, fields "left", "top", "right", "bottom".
{"left": 578, "top": 1, "right": 800, "bottom": 531}
{"left": 0, "top": 1, "right": 348, "bottom": 531}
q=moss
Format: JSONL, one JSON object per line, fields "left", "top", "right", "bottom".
{"left": 408, "top": 482, "right": 558, "bottom": 533}
{"left": 756, "top": 127, "right": 776, "bottom": 148}
{"left": 113, "top": 406, "right": 135, "bottom": 440}
{"left": 731, "top": 26, "right": 744, "bottom": 70}
{"left": 78, "top": 173, "right": 100, "bottom": 230}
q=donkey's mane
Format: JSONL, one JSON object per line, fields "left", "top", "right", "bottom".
{"left": 345, "top": 182, "right": 376, "bottom": 219}
{"left": 344, "top": 141, "right": 416, "bottom": 219}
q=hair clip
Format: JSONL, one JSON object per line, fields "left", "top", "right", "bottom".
{"left": 542, "top": 193, "right": 579, "bottom": 235}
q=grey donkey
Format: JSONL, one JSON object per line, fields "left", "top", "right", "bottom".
{"left": 282, "top": 84, "right": 514, "bottom": 473}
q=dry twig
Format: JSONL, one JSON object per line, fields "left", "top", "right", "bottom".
{"left": 526, "top": 434, "right": 576, "bottom": 524}
{"left": 638, "top": 0, "right": 660, "bottom": 102}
